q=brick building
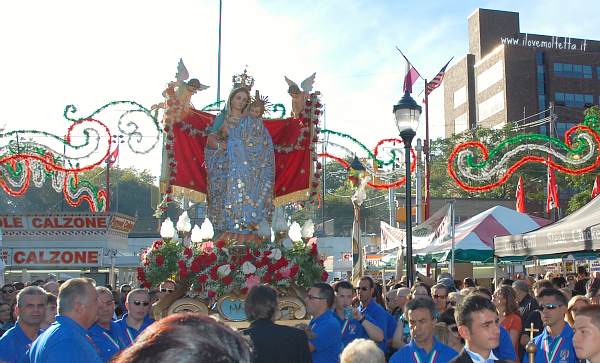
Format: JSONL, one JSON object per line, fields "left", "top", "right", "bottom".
{"left": 443, "top": 8, "right": 600, "bottom": 137}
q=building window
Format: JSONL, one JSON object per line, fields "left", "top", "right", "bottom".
{"left": 555, "top": 92, "right": 593, "bottom": 108}
{"left": 554, "top": 63, "right": 593, "bottom": 79}
{"left": 555, "top": 121, "right": 576, "bottom": 138}
{"left": 477, "top": 60, "right": 504, "bottom": 94}
{"left": 453, "top": 86, "right": 467, "bottom": 109}
{"left": 454, "top": 112, "right": 468, "bottom": 133}
{"left": 478, "top": 91, "right": 505, "bottom": 122}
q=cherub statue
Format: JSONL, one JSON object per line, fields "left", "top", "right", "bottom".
{"left": 284, "top": 72, "right": 316, "bottom": 118}
{"left": 152, "top": 58, "right": 209, "bottom": 115}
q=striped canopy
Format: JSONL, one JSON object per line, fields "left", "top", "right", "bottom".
{"left": 415, "top": 205, "right": 550, "bottom": 263}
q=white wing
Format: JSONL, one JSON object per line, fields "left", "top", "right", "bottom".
{"left": 284, "top": 76, "right": 299, "bottom": 89}
{"left": 300, "top": 72, "right": 316, "bottom": 92}
{"left": 176, "top": 58, "right": 189, "bottom": 82}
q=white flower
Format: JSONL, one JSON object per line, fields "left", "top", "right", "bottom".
{"left": 190, "top": 225, "right": 203, "bottom": 243}
{"left": 288, "top": 222, "right": 302, "bottom": 242}
{"left": 176, "top": 211, "right": 192, "bottom": 232}
{"left": 242, "top": 261, "right": 256, "bottom": 275}
{"left": 270, "top": 248, "right": 282, "bottom": 261}
{"left": 159, "top": 218, "right": 175, "bottom": 239}
{"left": 217, "top": 264, "right": 231, "bottom": 276}
{"left": 200, "top": 218, "right": 214, "bottom": 240}
{"left": 301, "top": 219, "right": 315, "bottom": 238}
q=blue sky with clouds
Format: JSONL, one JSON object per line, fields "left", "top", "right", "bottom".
{"left": 1, "top": 0, "right": 599, "bottom": 178}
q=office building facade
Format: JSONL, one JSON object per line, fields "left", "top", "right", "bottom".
{"left": 443, "top": 8, "right": 600, "bottom": 138}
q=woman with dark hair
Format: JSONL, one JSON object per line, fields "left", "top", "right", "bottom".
{"left": 492, "top": 285, "right": 522, "bottom": 362}
{"left": 112, "top": 313, "right": 252, "bottom": 363}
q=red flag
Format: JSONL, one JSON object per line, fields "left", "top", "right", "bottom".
{"left": 106, "top": 146, "right": 119, "bottom": 167}
{"left": 396, "top": 47, "right": 421, "bottom": 93}
{"left": 403, "top": 65, "right": 420, "bottom": 93}
{"left": 592, "top": 175, "right": 600, "bottom": 198}
{"left": 515, "top": 176, "right": 526, "bottom": 213}
{"left": 546, "top": 159, "right": 559, "bottom": 213}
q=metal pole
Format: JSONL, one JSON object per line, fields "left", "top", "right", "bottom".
{"left": 106, "top": 158, "right": 110, "bottom": 212}
{"left": 401, "top": 129, "right": 416, "bottom": 287}
{"left": 424, "top": 78, "right": 431, "bottom": 220}
{"left": 388, "top": 187, "right": 394, "bottom": 226}
{"left": 450, "top": 200, "right": 455, "bottom": 275}
{"left": 415, "top": 139, "right": 423, "bottom": 224}
{"left": 216, "top": 0, "right": 223, "bottom": 104}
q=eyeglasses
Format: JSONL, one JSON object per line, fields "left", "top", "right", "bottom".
{"left": 539, "top": 303, "right": 563, "bottom": 311}
{"left": 433, "top": 294, "right": 447, "bottom": 300}
{"left": 2, "top": 289, "right": 14, "bottom": 294}
{"left": 132, "top": 300, "right": 150, "bottom": 306}
{"left": 160, "top": 288, "right": 174, "bottom": 293}
{"left": 306, "top": 294, "right": 326, "bottom": 300}
{"left": 448, "top": 325, "right": 458, "bottom": 333}
{"left": 449, "top": 301, "right": 457, "bottom": 306}
{"left": 355, "top": 287, "right": 369, "bottom": 292}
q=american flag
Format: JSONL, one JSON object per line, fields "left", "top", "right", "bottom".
{"left": 425, "top": 57, "right": 453, "bottom": 96}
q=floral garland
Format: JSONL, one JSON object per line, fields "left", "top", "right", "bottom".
{"left": 137, "top": 237, "right": 328, "bottom": 299}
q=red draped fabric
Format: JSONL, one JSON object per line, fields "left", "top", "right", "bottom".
{"left": 167, "top": 109, "right": 313, "bottom": 205}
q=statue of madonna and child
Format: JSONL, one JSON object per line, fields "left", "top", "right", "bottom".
{"left": 204, "top": 72, "right": 275, "bottom": 245}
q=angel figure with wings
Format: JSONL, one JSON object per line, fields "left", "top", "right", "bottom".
{"left": 285, "top": 73, "right": 316, "bottom": 118}
{"left": 153, "top": 59, "right": 209, "bottom": 116}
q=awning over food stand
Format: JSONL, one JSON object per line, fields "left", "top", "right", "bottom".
{"left": 494, "top": 196, "right": 600, "bottom": 258}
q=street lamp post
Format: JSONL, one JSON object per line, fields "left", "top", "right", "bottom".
{"left": 393, "top": 91, "right": 421, "bottom": 288}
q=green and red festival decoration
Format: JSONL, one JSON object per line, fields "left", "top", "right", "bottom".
{"left": 447, "top": 115, "right": 600, "bottom": 192}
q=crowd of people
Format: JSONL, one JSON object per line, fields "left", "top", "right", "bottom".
{"left": 0, "top": 266, "right": 600, "bottom": 362}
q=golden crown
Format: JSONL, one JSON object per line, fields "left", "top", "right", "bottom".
{"left": 232, "top": 69, "right": 255, "bottom": 90}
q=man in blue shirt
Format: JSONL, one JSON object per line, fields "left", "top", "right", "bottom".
{"left": 304, "top": 282, "right": 342, "bottom": 363}
{"left": 357, "top": 276, "right": 389, "bottom": 353}
{"left": 523, "top": 288, "right": 577, "bottom": 363}
{"left": 87, "top": 286, "right": 124, "bottom": 362}
{"left": 0, "top": 286, "right": 46, "bottom": 363}
{"left": 390, "top": 297, "right": 458, "bottom": 363}
{"left": 114, "top": 288, "right": 155, "bottom": 347}
{"left": 28, "top": 278, "right": 101, "bottom": 363}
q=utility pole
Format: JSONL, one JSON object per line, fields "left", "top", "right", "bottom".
{"left": 415, "top": 139, "right": 423, "bottom": 224}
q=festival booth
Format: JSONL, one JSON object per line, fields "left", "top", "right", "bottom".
{"left": 417, "top": 205, "right": 550, "bottom": 264}
{"left": 0, "top": 213, "right": 136, "bottom": 284}
{"left": 494, "top": 195, "right": 600, "bottom": 262}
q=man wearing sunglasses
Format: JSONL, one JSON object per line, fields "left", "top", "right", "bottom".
{"left": 114, "top": 289, "right": 155, "bottom": 348}
{"left": 523, "top": 288, "right": 577, "bottom": 363}
{"left": 156, "top": 280, "right": 176, "bottom": 301}
{"left": 356, "top": 276, "right": 388, "bottom": 353}
{"left": 304, "top": 282, "right": 342, "bottom": 363}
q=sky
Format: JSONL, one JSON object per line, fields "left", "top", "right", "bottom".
{"left": 2, "top": 0, "right": 600, "bottom": 181}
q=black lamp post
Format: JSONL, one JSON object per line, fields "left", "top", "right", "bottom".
{"left": 393, "top": 91, "right": 422, "bottom": 288}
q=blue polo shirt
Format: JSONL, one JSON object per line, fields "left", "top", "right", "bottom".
{"left": 523, "top": 323, "right": 577, "bottom": 363}
{"left": 389, "top": 337, "right": 458, "bottom": 363}
{"left": 359, "top": 300, "right": 390, "bottom": 353}
{"left": 492, "top": 325, "right": 517, "bottom": 361}
{"left": 113, "top": 313, "right": 155, "bottom": 347}
{"left": 332, "top": 310, "right": 371, "bottom": 348}
{"left": 87, "top": 322, "right": 124, "bottom": 363}
{"left": 0, "top": 321, "right": 40, "bottom": 363}
{"left": 27, "top": 315, "right": 101, "bottom": 363}
{"left": 309, "top": 310, "right": 342, "bottom": 363}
